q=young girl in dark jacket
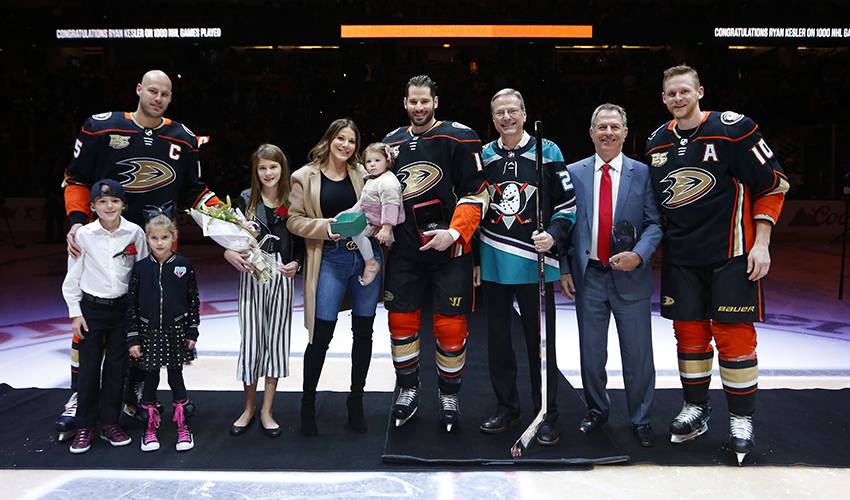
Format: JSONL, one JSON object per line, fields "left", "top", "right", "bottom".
{"left": 127, "top": 214, "right": 200, "bottom": 452}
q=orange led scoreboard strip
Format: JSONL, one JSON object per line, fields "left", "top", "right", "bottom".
{"left": 340, "top": 25, "right": 593, "bottom": 39}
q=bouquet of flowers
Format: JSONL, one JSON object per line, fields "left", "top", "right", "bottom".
{"left": 187, "top": 196, "right": 280, "bottom": 283}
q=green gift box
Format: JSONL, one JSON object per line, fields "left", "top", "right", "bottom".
{"left": 330, "top": 211, "right": 367, "bottom": 238}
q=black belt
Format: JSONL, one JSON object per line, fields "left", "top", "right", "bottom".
{"left": 323, "top": 239, "right": 359, "bottom": 251}
{"left": 587, "top": 259, "right": 609, "bottom": 272}
{"left": 82, "top": 292, "right": 127, "bottom": 306}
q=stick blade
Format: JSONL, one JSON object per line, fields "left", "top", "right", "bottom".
{"left": 509, "top": 412, "right": 544, "bottom": 458}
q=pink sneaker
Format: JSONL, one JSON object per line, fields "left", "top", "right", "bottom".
{"left": 173, "top": 400, "right": 194, "bottom": 451}
{"left": 140, "top": 402, "right": 161, "bottom": 452}
{"left": 99, "top": 423, "right": 131, "bottom": 447}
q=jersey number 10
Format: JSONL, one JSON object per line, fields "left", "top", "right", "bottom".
{"left": 749, "top": 138, "right": 774, "bottom": 165}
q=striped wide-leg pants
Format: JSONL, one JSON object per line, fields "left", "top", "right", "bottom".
{"left": 237, "top": 254, "right": 294, "bottom": 385}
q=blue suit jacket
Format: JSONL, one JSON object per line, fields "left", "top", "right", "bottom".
{"left": 561, "top": 154, "right": 662, "bottom": 301}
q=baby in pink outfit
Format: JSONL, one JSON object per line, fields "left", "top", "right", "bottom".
{"left": 350, "top": 142, "right": 404, "bottom": 285}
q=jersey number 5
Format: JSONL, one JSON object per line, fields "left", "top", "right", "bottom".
{"left": 73, "top": 139, "right": 83, "bottom": 158}
{"left": 749, "top": 138, "right": 774, "bottom": 165}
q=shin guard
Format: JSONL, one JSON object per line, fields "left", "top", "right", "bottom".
{"left": 389, "top": 310, "right": 421, "bottom": 389}
{"left": 70, "top": 335, "right": 80, "bottom": 392}
{"left": 713, "top": 322, "right": 758, "bottom": 416}
{"left": 433, "top": 313, "right": 468, "bottom": 395}
{"left": 674, "top": 320, "right": 713, "bottom": 405}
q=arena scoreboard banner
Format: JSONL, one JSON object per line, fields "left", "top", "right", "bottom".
{"left": 55, "top": 27, "right": 223, "bottom": 40}
{"left": 713, "top": 26, "right": 850, "bottom": 40}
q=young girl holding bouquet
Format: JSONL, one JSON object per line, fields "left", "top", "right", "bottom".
{"left": 127, "top": 214, "right": 200, "bottom": 452}
{"left": 225, "top": 144, "right": 303, "bottom": 438}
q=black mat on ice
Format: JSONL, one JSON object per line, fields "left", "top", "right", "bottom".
{"left": 381, "top": 308, "right": 627, "bottom": 466}
{"left": 0, "top": 383, "right": 393, "bottom": 471}
{"left": 602, "top": 387, "right": 850, "bottom": 467}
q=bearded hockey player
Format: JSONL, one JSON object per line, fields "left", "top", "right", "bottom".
{"left": 383, "top": 75, "right": 488, "bottom": 432}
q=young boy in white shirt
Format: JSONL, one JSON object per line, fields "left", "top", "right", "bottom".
{"left": 62, "top": 179, "right": 148, "bottom": 454}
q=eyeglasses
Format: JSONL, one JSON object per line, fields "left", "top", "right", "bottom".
{"left": 492, "top": 108, "right": 524, "bottom": 118}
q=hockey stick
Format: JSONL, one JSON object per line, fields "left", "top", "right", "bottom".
{"left": 511, "top": 120, "right": 548, "bottom": 458}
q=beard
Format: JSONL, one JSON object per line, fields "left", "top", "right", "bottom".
{"left": 409, "top": 109, "right": 434, "bottom": 127}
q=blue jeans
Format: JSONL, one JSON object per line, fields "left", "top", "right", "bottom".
{"left": 315, "top": 240, "right": 382, "bottom": 321}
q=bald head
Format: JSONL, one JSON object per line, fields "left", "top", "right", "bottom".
{"left": 141, "top": 69, "right": 172, "bottom": 89}
{"left": 135, "top": 69, "right": 173, "bottom": 125}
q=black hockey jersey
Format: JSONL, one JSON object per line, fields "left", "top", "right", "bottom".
{"left": 645, "top": 111, "right": 789, "bottom": 266}
{"left": 383, "top": 120, "right": 488, "bottom": 263}
{"left": 64, "top": 111, "right": 216, "bottom": 227}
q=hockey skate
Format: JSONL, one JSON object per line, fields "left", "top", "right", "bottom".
{"left": 55, "top": 392, "right": 78, "bottom": 441}
{"left": 122, "top": 380, "right": 145, "bottom": 421}
{"left": 122, "top": 381, "right": 181, "bottom": 421}
{"left": 438, "top": 391, "right": 459, "bottom": 433}
{"left": 669, "top": 402, "right": 711, "bottom": 444}
{"left": 392, "top": 387, "right": 419, "bottom": 427}
{"left": 729, "top": 414, "right": 754, "bottom": 465}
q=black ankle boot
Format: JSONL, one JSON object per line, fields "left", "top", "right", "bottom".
{"left": 346, "top": 394, "right": 367, "bottom": 433}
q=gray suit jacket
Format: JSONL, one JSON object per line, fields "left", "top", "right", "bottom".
{"left": 561, "top": 154, "right": 662, "bottom": 301}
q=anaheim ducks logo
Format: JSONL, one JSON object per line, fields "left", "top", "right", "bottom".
{"left": 489, "top": 181, "right": 536, "bottom": 229}
{"left": 660, "top": 167, "right": 716, "bottom": 209}
{"left": 115, "top": 157, "right": 176, "bottom": 192}
{"left": 397, "top": 162, "right": 443, "bottom": 200}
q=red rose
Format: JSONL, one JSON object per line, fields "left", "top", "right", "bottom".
{"left": 113, "top": 242, "right": 138, "bottom": 258}
{"left": 275, "top": 206, "right": 288, "bottom": 218}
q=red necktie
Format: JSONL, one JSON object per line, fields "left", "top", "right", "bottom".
{"left": 598, "top": 163, "right": 612, "bottom": 266}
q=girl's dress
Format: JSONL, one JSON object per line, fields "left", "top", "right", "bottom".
{"left": 235, "top": 189, "right": 304, "bottom": 384}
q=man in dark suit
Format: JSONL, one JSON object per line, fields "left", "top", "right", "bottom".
{"left": 560, "top": 103, "right": 662, "bottom": 447}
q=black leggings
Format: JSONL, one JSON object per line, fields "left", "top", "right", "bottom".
{"left": 141, "top": 367, "right": 187, "bottom": 403}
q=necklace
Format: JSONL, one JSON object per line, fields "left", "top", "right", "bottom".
{"left": 321, "top": 164, "right": 347, "bottom": 181}
{"left": 672, "top": 112, "right": 706, "bottom": 146}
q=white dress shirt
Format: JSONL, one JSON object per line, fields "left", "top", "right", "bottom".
{"left": 590, "top": 153, "right": 623, "bottom": 262}
{"left": 62, "top": 217, "right": 149, "bottom": 317}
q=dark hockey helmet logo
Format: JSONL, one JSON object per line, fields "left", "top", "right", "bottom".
{"left": 397, "top": 162, "right": 443, "bottom": 200}
{"left": 660, "top": 167, "right": 716, "bottom": 209}
{"left": 115, "top": 157, "right": 176, "bottom": 192}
